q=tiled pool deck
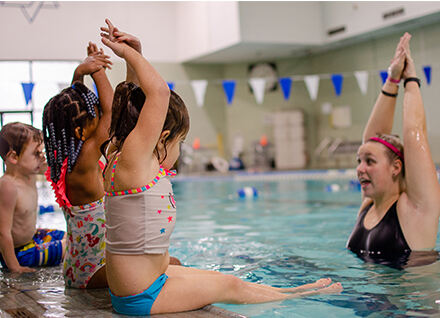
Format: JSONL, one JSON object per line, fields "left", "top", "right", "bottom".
{"left": 0, "top": 266, "right": 245, "bottom": 318}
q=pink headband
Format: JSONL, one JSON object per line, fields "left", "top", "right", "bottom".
{"left": 369, "top": 137, "right": 404, "bottom": 162}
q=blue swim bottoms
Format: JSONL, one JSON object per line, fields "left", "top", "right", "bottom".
{"left": 0, "top": 228, "right": 65, "bottom": 269}
{"left": 110, "top": 273, "right": 168, "bottom": 316}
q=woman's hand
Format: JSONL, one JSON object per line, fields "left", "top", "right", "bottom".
{"left": 401, "top": 33, "right": 417, "bottom": 79}
{"left": 388, "top": 33, "right": 409, "bottom": 80}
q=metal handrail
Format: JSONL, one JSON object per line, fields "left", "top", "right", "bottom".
{"left": 314, "top": 137, "right": 333, "bottom": 157}
{"left": 328, "top": 138, "right": 343, "bottom": 156}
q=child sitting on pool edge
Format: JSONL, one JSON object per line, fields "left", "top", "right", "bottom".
{"left": 0, "top": 122, "right": 66, "bottom": 273}
{"left": 43, "top": 42, "right": 113, "bottom": 288}
{"left": 43, "top": 40, "right": 180, "bottom": 289}
{"left": 100, "top": 19, "right": 342, "bottom": 316}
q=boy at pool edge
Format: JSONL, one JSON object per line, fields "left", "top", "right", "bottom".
{"left": 0, "top": 123, "right": 66, "bottom": 273}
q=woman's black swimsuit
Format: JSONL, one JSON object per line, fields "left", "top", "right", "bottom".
{"left": 347, "top": 201, "right": 412, "bottom": 268}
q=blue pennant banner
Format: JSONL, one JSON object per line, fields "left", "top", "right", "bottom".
{"left": 167, "top": 82, "right": 175, "bottom": 91}
{"left": 222, "top": 80, "right": 236, "bottom": 105}
{"left": 331, "top": 74, "right": 344, "bottom": 96}
{"left": 21, "top": 82, "right": 35, "bottom": 105}
{"left": 423, "top": 66, "right": 431, "bottom": 85}
{"left": 380, "top": 70, "right": 388, "bottom": 84}
{"left": 279, "top": 77, "right": 292, "bottom": 100}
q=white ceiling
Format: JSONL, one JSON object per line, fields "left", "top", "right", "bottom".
{"left": 185, "top": 10, "right": 440, "bottom": 64}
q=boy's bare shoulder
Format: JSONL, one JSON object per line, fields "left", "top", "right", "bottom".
{"left": 0, "top": 175, "right": 18, "bottom": 200}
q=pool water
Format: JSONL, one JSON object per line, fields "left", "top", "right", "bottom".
{"left": 169, "top": 177, "right": 440, "bottom": 318}
{"left": 31, "top": 176, "right": 440, "bottom": 317}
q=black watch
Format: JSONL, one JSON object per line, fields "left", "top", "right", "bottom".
{"left": 404, "top": 77, "right": 421, "bottom": 88}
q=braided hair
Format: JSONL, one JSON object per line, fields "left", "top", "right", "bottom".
{"left": 42, "top": 82, "right": 102, "bottom": 183}
{"left": 100, "top": 81, "right": 189, "bottom": 164}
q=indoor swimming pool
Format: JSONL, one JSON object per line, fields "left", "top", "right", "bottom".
{"left": 2, "top": 173, "right": 440, "bottom": 317}
{"left": 170, "top": 175, "right": 440, "bottom": 317}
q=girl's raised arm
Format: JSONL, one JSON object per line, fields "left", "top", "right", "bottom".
{"left": 100, "top": 21, "right": 141, "bottom": 85}
{"left": 72, "top": 42, "right": 113, "bottom": 163}
{"left": 101, "top": 19, "right": 170, "bottom": 160}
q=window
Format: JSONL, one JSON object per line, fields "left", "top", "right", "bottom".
{"left": 0, "top": 60, "right": 80, "bottom": 174}
{"left": 0, "top": 60, "right": 79, "bottom": 129}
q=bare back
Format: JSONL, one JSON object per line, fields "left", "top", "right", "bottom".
{"left": 65, "top": 139, "right": 105, "bottom": 206}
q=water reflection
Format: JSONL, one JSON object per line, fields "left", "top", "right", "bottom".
{"left": 349, "top": 249, "right": 439, "bottom": 270}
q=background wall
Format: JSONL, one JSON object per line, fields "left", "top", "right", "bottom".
{"left": 218, "top": 24, "right": 440, "bottom": 167}
{"left": 1, "top": 1, "right": 440, "bottom": 169}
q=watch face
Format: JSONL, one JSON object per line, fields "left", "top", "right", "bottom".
{"left": 248, "top": 62, "right": 278, "bottom": 92}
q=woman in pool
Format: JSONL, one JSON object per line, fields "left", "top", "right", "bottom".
{"left": 347, "top": 32, "right": 440, "bottom": 268}
{"left": 100, "top": 19, "right": 342, "bottom": 316}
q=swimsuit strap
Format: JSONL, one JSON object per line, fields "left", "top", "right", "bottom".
{"left": 106, "top": 165, "right": 176, "bottom": 197}
{"left": 162, "top": 166, "right": 177, "bottom": 177}
{"left": 110, "top": 153, "right": 122, "bottom": 191}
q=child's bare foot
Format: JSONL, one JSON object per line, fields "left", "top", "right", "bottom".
{"left": 318, "top": 282, "right": 343, "bottom": 294}
{"left": 282, "top": 277, "right": 332, "bottom": 293}
{"left": 287, "top": 282, "right": 343, "bottom": 299}
{"left": 314, "top": 278, "right": 332, "bottom": 289}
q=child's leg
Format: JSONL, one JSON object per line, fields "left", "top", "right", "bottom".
{"left": 166, "top": 265, "right": 332, "bottom": 293}
{"left": 151, "top": 268, "right": 342, "bottom": 314}
{"left": 166, "top": 264, "right": 222, "bottom": 276}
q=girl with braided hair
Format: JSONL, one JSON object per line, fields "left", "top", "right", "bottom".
{"left": 43, "top": 42, "right": 113, "bottom": 288}
{"left": 100, "top": 19, "right": 342, "bottom": 316}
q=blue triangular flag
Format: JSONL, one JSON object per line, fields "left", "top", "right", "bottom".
{"left": 21, "top": 82, "right": 35, "bottom": 105}
{"left": 423, "top": 66, "right": 431, "bottom": 85}
{"left": 222, "top": 80, "right": 236, "bottom": 105}
{"left": 279, "top": 77, "right": 292, "bottom": 100}
{"left": 331, "top": 74, "right": 343, "bottom": 96}
{"left": 167, "top": 82, "right": 174, "bottom": 91}
{"left": 380, "top": 70, "right": 388, "bottom": 84}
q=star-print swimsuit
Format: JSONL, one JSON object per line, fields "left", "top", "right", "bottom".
{"left": 104, "top": 153, "right": 177, "bottom": 255}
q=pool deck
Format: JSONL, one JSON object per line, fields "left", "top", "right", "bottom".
{"left": 0, "top": 266, "right": 246, "bottom": 318}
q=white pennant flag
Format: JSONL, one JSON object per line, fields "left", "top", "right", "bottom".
{"left": 304, "top": 75, "right": 320, "bottom": 101}
{"left": 249, "top": 78, "right": 266, "bottom": 104}
{"left": 354, "top": 71, "right": 369, "bottom": 95}
{"left": 190, "top": 80, "right": 208, "bottom": 107}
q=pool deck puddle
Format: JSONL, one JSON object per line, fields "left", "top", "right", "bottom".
{"left": 0, "top": 268, "right": 246, "bottom": 318}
